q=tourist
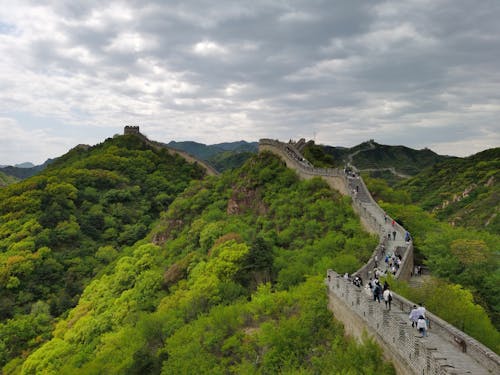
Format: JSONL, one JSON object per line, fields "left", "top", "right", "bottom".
{"left": 417, "top": 315, "right": 428, "bottom": 337}
{"left": 383, "top": 288, "right": 393, "bottom": 310}
{"left": 383, "top": 280, "right": 389, "bottom": 291}
{"left": 409, "top": 305, "right": 420, "bottom": 328}
{"left": 373, "top": 280, "right": 382, "bottom": 303}
{"left": 417, "top": 303, "right": 426, "bottom": 318}
{"left": 405, "top": 231, "right": 411, "bottom": 242}
{"left": 392, "top": 230, "right": 396, "bottom": 240}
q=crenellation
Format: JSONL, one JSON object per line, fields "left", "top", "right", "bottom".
{"left": 124, "top": 125, "right": 140, "bottom": 135}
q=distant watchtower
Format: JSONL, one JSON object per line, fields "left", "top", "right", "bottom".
{"left": 124, "top": 126, "right": 140, "bottom": 135}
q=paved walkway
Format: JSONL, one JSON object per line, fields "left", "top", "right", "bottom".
{"left": 345, "top": 172, "right": 492, "bottom": 374}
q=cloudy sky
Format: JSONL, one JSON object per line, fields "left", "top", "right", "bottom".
{"left": 1, "top": 0, "right": 499, "bottom": 164}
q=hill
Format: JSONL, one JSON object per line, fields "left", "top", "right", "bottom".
{"left": 397, "top": 147, "right": 500, "bottom": 234}
{"left": 1, "top": 147, "right": 394, "bottom": 374}
{"left": 303, "top": 139, "right": 450, "bottom": 183}
{"left": 0, "top": 134, "right": 206, "bottom": 370}
{"left": 167, "top": 140, "right": 258, "bottom": 171}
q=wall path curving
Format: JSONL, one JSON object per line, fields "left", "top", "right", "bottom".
{"left": 259, "top": 138, "right": 499, "bottom": 375}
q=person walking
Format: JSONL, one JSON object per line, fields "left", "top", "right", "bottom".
{"left": 417, "top": 303, "right": 426, "bottom": 318}
{"left": 417, "top": 315, "right": 428, "bottom": 337}
{"left": 373, "top": 280, "right": 382, "bottom": 303}
{"left": 409, "top": 305, "right": 420, "bottom": 328}
{"left": 392, "top": 230, "right": 396, "bottom": 240}
{"left": 383, "top": 288, "right": 393, "bottom": 310}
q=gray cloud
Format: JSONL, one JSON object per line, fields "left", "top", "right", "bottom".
{"left": 0, "top": 0, "right": 499, "bottom": 164}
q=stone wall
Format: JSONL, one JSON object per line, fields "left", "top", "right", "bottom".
{"left": 259, "top": 139, "right": 349, "bottom": 195}
{"left": 327, "top": 270, "right": 500, "bottom": 375}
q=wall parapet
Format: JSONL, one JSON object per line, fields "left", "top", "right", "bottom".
{"left": 327, "top": 270, "right": 499, "bottom": 375}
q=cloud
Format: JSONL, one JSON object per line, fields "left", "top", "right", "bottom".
{"left": 0, "top": 0, "right": 498, "bottom": 164}
{"left": 192, "top": 40, "right": 228, "bottom": 56}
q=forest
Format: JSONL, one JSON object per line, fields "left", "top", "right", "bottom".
{"left": 1, "top": 135, "right": 395, "bottom": 374}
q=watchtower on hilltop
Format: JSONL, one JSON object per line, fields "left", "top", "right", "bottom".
{"left": 124, "top": 126, "right": 140, "bottom": 135}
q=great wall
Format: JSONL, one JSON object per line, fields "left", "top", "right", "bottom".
{"left": 124, "top": 126, "right": 219, "bottom": 176}
{"left": 259, "top": 138, "right": 500, "bottom": 375}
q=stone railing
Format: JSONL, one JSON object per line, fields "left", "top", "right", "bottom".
{"left": 327, "top": 270, "right": 500, "bottom": 375}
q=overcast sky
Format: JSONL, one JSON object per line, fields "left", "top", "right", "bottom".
{"left": 1, "top": 0, "right": 499, "bottom": 164}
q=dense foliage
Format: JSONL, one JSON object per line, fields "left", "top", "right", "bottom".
{"left": 0, "top": 160, "right": 53, "bottom": 180}
{"left": 0, "top": 135, "right": 205, "bottom": 367}
{"left": 301, "top": 145, "right": 336, "bottom": 168}
{"left": 348, "top": 143, "right": 449, "bottom": 176}
{"left": 208, "top": 151, "right": 255, "bottom": 172}
{"left": 167, "top": 140, "right": 258, "bottom": 171}
{"left": 0, "top": 171, "right": 18, "bottom": 187}
{"left": 4, "top": 151, "right": 394, "bottom": 374}
{"left": 397, "top": 147, "right": 500, "bottom": 234}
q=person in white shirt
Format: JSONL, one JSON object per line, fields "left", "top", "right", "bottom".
{"left": 409, "top": 305, "right": 420, "bottom": 328}
{"left": 417, "top": 303, "right": 426, "bottom": 318}
{"left": 383, "top": 288, "right": 393, "bottom": 310}
{"left": 417, "top": 315, "right": 427, "bottom": 337}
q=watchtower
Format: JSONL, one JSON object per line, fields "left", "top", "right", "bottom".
{"left": 124, "top": 126, "right": 140, "bottom": 135}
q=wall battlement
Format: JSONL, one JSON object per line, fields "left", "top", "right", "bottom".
{"left": 124, "top": 125, "right": 140, "bottom": 135}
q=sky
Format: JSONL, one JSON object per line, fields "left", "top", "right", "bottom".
{"left": 0, "top": 0, "right": 499, "bottom": 165}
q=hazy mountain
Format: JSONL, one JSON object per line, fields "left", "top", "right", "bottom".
{"left": 0, "top": 159, "right": 55, "bottom": 179}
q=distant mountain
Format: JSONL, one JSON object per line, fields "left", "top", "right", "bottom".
{"left": 166, "top": 140, "right": 258, "bottom": 171}
{"left": 303, "top": 139, "right": 450, "bottom": 184}
{"left": 0, "top": 159, "right": 54, "bottom": 179}
{"left": 15, "top": 162, "right": 36, "bottom": 168}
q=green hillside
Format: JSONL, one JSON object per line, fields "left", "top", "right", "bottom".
{"left": 303, "top": 140, "right": 449, "bottom": 181}
{"left": 1, "top": 149, "right": 394, "bottom": 374}
{"left": 0, "top": 159, "right": 54, "bottom": 180}
{"left": 397, "top": 147, "right": 500, "bottom": 234}
{"left": 167, "top": 140, "right": 258, "bottom": 171}
{"left": 0, "top": 171, "right": 18, "bottom": 187}
{"left": 0, "top": 134, "right": 206, "bottom": 369}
